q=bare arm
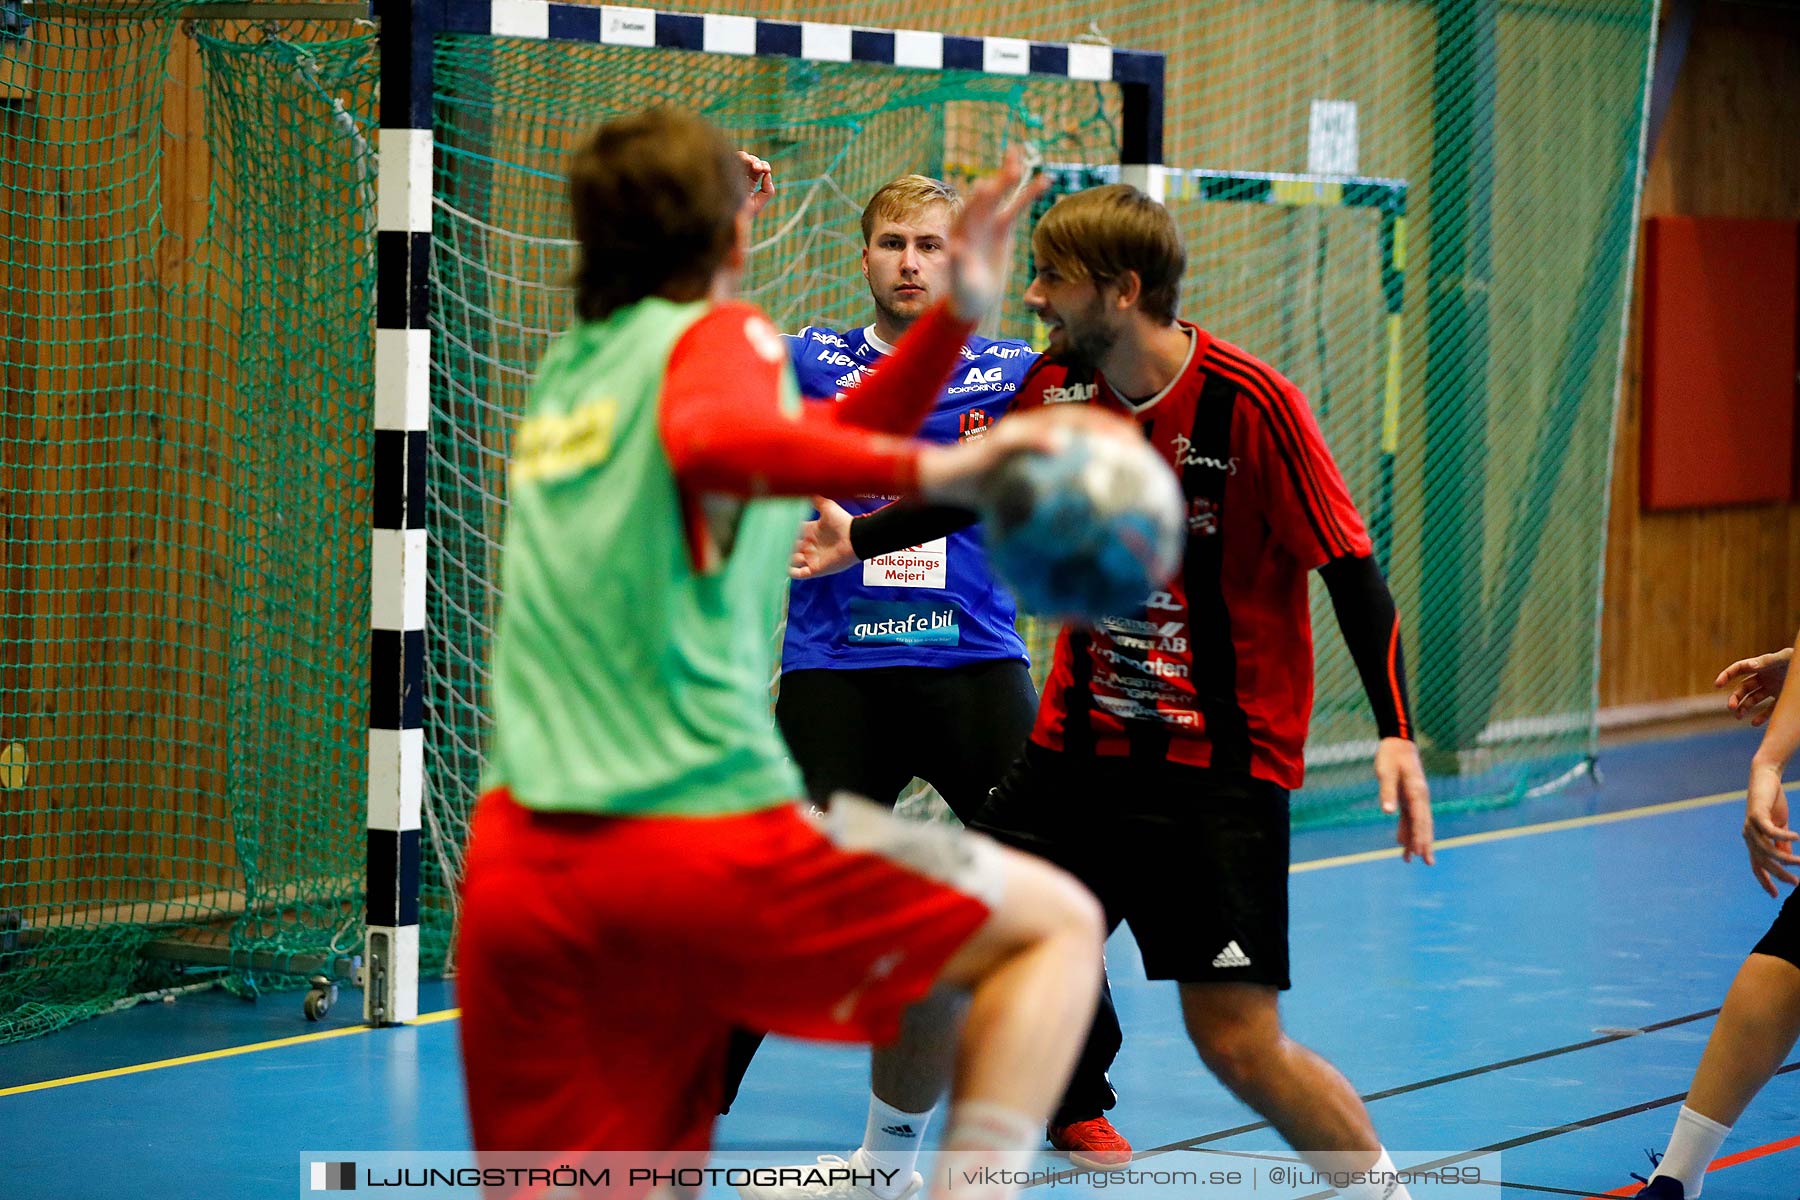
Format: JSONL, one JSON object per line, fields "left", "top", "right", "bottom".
{"left": 1745, "top": 627, "right": 1800, "bottom": 896}
{"left": 736, "top": 151, "right": 775, "bottom": 219}
{"left": 1718, "top": 647, "right": 1793, "bottom": 727}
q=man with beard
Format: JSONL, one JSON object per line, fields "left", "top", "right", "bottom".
{"left": 795, "top": 182, "right": 1436, "bottom": 1200}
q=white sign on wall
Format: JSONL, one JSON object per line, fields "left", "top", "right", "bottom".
{"left": 1308, "top": 100, "right": 1359, "bottom": 177}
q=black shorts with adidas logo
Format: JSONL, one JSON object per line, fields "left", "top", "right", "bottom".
{"left": 1751, "top": 885, "right": 1800, "bottom": 969}
{"left": 972, "top": 741, "right": 1292, "bottom": 988}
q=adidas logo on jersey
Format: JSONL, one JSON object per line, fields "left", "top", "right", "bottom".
{"left": 1211, "top": 940, "right": 1252, "bottom": 969}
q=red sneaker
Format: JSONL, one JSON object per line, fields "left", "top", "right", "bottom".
{"left": 1047, "top": 1116, "right": 1133, "bottom": 1170}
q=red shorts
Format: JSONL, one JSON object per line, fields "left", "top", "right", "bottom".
{"left": 455, "top": 788, "right": 995, "bottom": 1184}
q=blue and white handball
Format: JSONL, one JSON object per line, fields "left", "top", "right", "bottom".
{"left": 980, "top": 425, "right": 1186, "bottom": 621}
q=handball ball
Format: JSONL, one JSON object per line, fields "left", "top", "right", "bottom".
{"left": 980, "top": 420, "right": 1185, "bottom": 621}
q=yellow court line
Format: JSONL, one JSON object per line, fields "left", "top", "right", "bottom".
{"left": 0, "top": 1006, "right": 462, "bottom": 1098}
{"left": 1291, "top": 788, "right": 1744, "bottom": 873}
{"left": 0, "top": 786, "right": 1761, "bottom": 1098}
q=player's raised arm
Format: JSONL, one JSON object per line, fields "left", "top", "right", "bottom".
{"left": 946, "top": 146, "right": 1048, "bottom": 322}
{"left": 660, "top": 317, "right": 1057, "bottom": 505}
{"left": 736, "top": 150, "right": 775, "bottom": 219}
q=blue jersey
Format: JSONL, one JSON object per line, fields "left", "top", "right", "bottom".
{"left": 781, "top": 324, "right": 1035, "bottom": 673}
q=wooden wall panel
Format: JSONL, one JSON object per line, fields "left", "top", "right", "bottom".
{"left": 0, "top": 79, "right": 42, "bottom": 916}
{"left": 0, "top": 16, "right": 241, "bottom": 918}
{"left": 1600, "top": 2, "right": 1800, "bottom": 707}
{"left": 2, "top": 11, "right": 380, "bottom": 923}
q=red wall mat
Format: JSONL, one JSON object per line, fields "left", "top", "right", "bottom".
{"left": 1641, "top": 215, "right": 1798, "bottom": 510}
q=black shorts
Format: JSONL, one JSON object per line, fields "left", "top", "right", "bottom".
{"left": 1751, "top": 887, "right": 1800, "bottom": 969}
{"left": 774, "top": 658, "right": 1038, "bottom": 824}
{"left": 972, "top": 741, "right": 1292, "bottom": 988}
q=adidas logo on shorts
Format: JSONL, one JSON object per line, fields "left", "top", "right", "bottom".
{"left": 1211, "top": 940, "right": 1252, "bottom": 969}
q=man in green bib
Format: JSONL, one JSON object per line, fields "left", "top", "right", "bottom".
{"left": 454, "top": 110, "right": 1109, "bottom": 1200}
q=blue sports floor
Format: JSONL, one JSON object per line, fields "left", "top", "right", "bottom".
{"left": 5, "top": 722, "right": 1798, "bottom": 1199}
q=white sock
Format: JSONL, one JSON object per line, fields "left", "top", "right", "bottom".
{"left": 1652, "top": 1106, "right": 1731, "bottom": 1197}
{"left": 941, "top": 1102, "right": 1041, "bottom": 1200}
{"left": 850, "top": 1094, "right": 934, "bottom": 1199}
{"left": 1335, "top": 1149, "right": 1412, "bottom": 1200}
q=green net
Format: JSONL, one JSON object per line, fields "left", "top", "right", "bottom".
{"left": 0, "top": 6, "right": 375, "bottom": 1041}
{"left": 0, "top": 0, "right": 1657, "bottom": 1038}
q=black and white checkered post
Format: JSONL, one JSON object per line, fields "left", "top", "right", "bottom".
{"left": 366, "top": 0, "right": 435, "bottom": 1026}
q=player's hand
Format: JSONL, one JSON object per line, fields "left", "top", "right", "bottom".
{"left": 1376, "top": 737, "right": 1434, "bottom": 865}
{"left": 916, "top": 405, "right": 1130, "bottom": 506}
{"left": 947, "top": 145, "right": 1049, "bottom": 321}
{"left": 789, "top": 496, "right": 858, "bottom": 579}
{"left": 737, "top": 151, "right": 775, "bottom": 219}
{"left": 1744, "top": 761, "right": 1800, "bottom": 896}
{"left": 1717, "top": 647, "right": 1793, "bottom": 727}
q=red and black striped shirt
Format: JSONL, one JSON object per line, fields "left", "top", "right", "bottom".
{"left": 1017, "top": 322, "right": 1380, "bottom": 789}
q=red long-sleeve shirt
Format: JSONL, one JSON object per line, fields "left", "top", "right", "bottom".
{"left": 658, "top": 301, "right": 972, "bottom": 496}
